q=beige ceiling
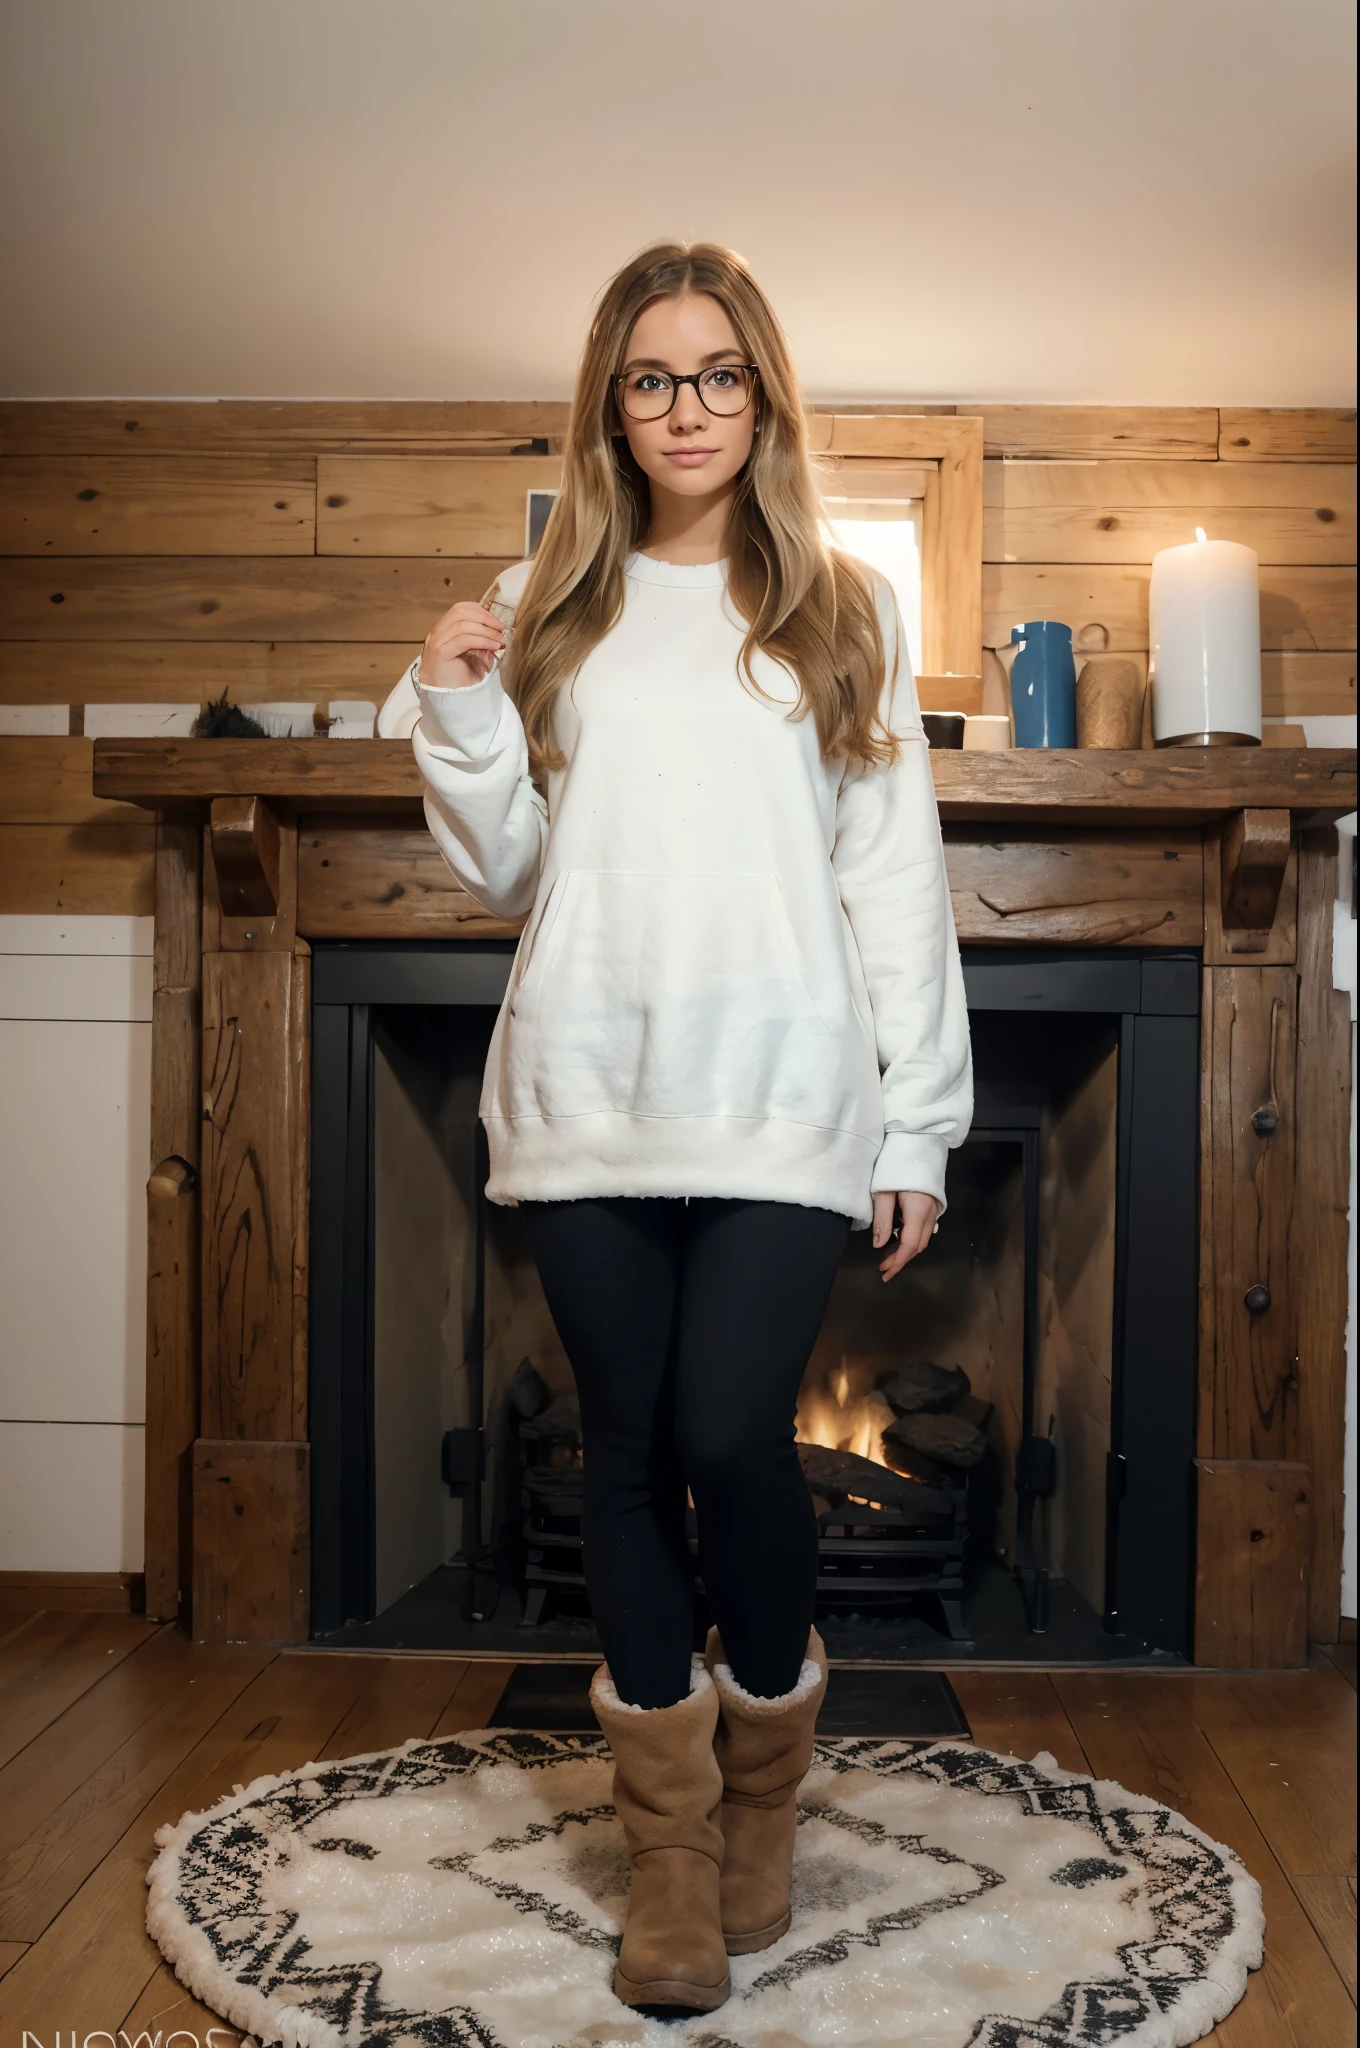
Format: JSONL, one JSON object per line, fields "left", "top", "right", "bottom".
{"left": 1, "top": 0, "right": 1354, "bottom": 404}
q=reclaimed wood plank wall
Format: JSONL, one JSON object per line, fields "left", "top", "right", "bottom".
{"left": 0, "top": 400, "right": 1353, "bottom": 917}
{"left": 0, "top": 399, "right": 1352, "bottom": 1648}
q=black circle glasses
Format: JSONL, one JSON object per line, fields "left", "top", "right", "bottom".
{"left": 614, "top": 364, "right": 759, "bottom": 422}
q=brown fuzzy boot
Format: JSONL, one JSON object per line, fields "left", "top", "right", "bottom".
{"left": 589, "top": 1658, "right": 731, "bottom": 2012}
{"left": 704, "top": 1625, "right": 829, "bottom": 1954}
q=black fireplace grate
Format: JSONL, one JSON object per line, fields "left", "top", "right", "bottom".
{"left": 515, "top": 1390, "right": 972, "bottom": 1642}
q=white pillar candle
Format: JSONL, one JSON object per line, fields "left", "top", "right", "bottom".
{"left": 1150, "top": 530, "right": 1262, "bottom": 745}
{"left": 963, "top": 714, "right": 1012, "bottom": 751}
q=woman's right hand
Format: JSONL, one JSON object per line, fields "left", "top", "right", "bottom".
{"left": 418, "top": 601, "right": 507, "bottom": 690}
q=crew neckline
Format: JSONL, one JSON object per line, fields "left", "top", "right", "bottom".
{"left": 625, "top": 551, "right": 728, "bottom": 589}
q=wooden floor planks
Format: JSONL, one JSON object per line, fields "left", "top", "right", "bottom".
{"left": 946, "top": 1669, "right": 1090, "bottom": 1773}
{"left": 0, "top": 1626, "right": 257, "bottom": 1875}
{"left": 0, "top": 1610, "right": 44, "bottom": 1651}
{"left": 0, "top": 1637, "right": 275, "bottom": 1943}
{"left": 311, "top": 1651, "right": 475, "bottom": 1758}
{"left": 0, "top": 1610, "right": 157, "bottom": 1769}
{"left": 0, "top": 1622, "right": 1351, "bottom": 2042}
{"left": 120, "top": 1958, "right": 236, "bottom": 2037}
{"left": 432, "top": 1657, "right": 515, "bottom": 1736}
{"left": 1053, "top": 1668, "right": 1356, "bottom": 2046}
{"left": 1291, "top": 1875, "right": 1358, "bottom": 2003}
{"left": 0, "top": 1646, "right": 376, "bottom": 2027}
{"left": 1323, "top": 1639, "right": 1358, "bottom": 1690}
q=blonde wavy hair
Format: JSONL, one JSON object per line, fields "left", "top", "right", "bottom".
{"left": 498, "top": 241, "right": 898, "bottom": 780}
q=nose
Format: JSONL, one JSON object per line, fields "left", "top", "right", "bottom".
{"left": 669, "top": 384, "right": 708, "bottom": 432}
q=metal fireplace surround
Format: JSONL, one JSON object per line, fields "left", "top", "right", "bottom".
{"left": 308, "top": 942, "right": 1199, "bottom": 1654}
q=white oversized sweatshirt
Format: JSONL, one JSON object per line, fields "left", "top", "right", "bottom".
{"left": 378, "top": 552, "right": 972, "bottom": 1229}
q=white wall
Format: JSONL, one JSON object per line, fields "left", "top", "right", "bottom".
{"left": 0, "top": 0, "right": 1353, "bottom": 404}
{"left": 0, "top": 915, "right": 152, "bottom": 1573}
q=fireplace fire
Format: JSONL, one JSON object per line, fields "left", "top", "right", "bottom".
{"left": 511, "top": 1350, "right": 975, "bottom": 1640}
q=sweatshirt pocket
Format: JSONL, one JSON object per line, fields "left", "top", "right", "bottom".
{"left": 500, "top": 869, "right": 880, "bottom": 1136}
{"left": 507, "top": 868, "right": 571, "bottom": 1015}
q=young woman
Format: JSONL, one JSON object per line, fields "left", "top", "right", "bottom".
{"left": 378, "top": 242, "right": 972, "bottom": 2014}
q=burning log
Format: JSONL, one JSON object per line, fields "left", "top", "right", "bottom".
{"left": 523, "top": 1465, "right": 583, "bottom": 1501}
{"left": 519, "top": 1392, "right": 581, "bottom": 1443}
{"left": 879, "top": 1438, "right": 951, "bottom": 1488}
{"left": 797, "top": 1443, "right": 955, "bottom": 1515}
{"left": 509, "top": 1356, "right": 551, "bottom": 1421}
{"left": 883, "top": 1410, "right": 987, "bottom": 1469}
{"left": 877, "top": 1361, "right": 971, "bottom": 1415}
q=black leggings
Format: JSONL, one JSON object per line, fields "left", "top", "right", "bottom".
{"left": 518, "top": 1195, "right": 851, "bottom": 1709}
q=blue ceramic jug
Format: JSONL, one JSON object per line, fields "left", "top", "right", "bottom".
{"left": 1010, "top": 621, "right": 1077, "bottom": 748}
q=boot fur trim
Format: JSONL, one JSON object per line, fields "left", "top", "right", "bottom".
{"left": 711, "top": 1656, "right": 823, "bottom": 1713}
{"left": 591, "top": 1654, "right": 710, "bottom": 1715}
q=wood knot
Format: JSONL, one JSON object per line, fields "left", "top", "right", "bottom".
{"left": 1315, "top": 506, "right": 1336, "bottom": 522}
{"left": 148, "top": 1155, "right": 197, "bottom": 1198}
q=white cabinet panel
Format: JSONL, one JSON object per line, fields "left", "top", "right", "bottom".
{"left": 0, "top": 953, "right": 152, "bottom": 1021}
{"left": 0, "top": 915, "right": 153, "bottom": 956}
{"left": 0, "top": 1019, "right": 151, "bottom": 1421}
{"left": 0, "top": 1421, "right": 144, "bottom": 1571}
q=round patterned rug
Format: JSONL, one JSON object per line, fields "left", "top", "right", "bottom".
{"left": 146, "top": 1728, "right": 1263, "bottom": 2048}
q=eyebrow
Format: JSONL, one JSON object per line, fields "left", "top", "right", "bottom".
{"left": 619, "top": 349, "right": 747, "bottom": 372}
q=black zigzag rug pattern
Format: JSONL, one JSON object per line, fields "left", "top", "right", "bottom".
{"left": 146, "top": 1728, "right": 1264, "bottom": 2048}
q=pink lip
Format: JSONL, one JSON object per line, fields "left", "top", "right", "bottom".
{"left": 665, "top": 448, "right": 718, "bottom": 464}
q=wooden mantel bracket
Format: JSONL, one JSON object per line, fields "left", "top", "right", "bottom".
{"left": 1219, "top": 808, "right": 1292, "bottom": 936}
{"left": 210, "top": 795, "right": 281, "bottom": 918}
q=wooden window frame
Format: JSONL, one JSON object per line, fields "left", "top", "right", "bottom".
{"left": 808, "top": 413, "right": 984, "bottom": 712}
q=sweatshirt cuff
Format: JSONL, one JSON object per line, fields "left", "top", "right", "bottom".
{"left": 415, "top": 666, "right": 505, "bottom": 756}
{"left": 869, "top": 1131, "right": 949, "bottom": 1212}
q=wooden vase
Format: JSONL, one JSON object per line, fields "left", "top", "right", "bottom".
{"left": 1076, "top": 657, "right": 1146, "bottom": 749}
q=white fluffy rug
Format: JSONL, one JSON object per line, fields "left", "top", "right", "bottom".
{"left": 146, "top": 1729, "right": 1263, "bottom": 2048}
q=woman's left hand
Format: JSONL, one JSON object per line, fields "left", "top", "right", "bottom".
{"left": 872, "top": 1190, "right": 941, "bottom": 1281}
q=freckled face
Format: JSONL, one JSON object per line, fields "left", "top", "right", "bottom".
{"left": 615, "top": 293, "right": 758, "bottom": 501}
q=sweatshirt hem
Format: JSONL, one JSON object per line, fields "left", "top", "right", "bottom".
{"left": 483, "top": 1112, "right": 879, "bottom": 1229}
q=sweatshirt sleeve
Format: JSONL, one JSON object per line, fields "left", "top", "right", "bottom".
{"left": 407, "top": 663, "right": 548, "bottom": 920}
{"left": 382, "top": 563, "right": 544, "bottom": 919}
{"left": 832, "top": 577, "right": 973, "bottom": 1210}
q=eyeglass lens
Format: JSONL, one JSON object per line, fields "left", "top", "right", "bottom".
{"left": 617, "top": 366, "right": 755, "bottom": 421}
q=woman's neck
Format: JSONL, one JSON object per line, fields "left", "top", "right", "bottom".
{"left": 637, "top": 483, "right": 734, "bottom": 566}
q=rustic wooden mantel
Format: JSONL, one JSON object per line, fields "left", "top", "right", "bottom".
{"left": 101, "top": 736, "right": 1356, "bottom": 1664}
{"left": 95, "top": 736, "right": 1357, "bottom": 826}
